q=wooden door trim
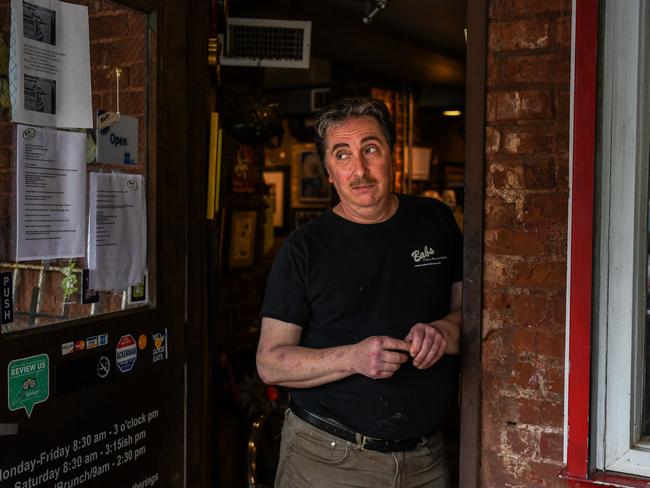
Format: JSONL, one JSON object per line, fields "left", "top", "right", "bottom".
{"left": 185, "top": 0, "right": 212, "bottom": 486}
{"left": 459, "top": 0, "right": 487, "bottom": 487}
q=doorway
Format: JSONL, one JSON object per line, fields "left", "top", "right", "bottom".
{"left": 0, "top": 1, "right": 208, "bottom": 487}
{"left": 209, "top": 1, "right": 472, "bottom": 486}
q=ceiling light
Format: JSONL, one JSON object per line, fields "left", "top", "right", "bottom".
{"left": 442, "top": 110, "right": 462, "bottom": 117}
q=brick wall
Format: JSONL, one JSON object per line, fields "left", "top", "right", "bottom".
{"left": 482, "top": 1, "right": 571, "bottom": 486}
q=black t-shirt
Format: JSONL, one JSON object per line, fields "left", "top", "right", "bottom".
{"left": 261, "top": 194, "right": 463, "bottom": 440}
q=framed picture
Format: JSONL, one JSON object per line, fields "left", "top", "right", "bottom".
{"left": 228, "top": 210, "right": 258, "bottom": 268}
{"left": 262, "top": 167, "right": 289, "bottom": 233}
{"left": 294, "top": 147, "right": 331, "bottom": 203}
{"left": 293, "top": 208, "right": 326, "bottom": 229}
{"left": 442, "top": 161, "right": 464, "bottom": 188}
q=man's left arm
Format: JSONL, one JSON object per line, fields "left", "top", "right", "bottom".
{"left": 405, "top": 281, "right": 462, "bottom": 369}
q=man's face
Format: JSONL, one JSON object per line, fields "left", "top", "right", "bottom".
{"left": 324, "top": 116, "right": 393, "bottom": 211}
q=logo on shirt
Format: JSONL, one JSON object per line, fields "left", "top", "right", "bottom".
{"left": 410, "top": 245, "right": 447, "bottom": 268}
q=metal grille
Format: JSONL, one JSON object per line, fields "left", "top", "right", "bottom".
{"left": 221, "top": 18, "right": 311, "bottom": 68}
{"left": 228, "top": 25, "right": 304, "bottom": 61}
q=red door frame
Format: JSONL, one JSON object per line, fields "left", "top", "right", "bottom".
{"left": 563, "top": 2, "right": 650, "bottom": 486}
{"left": 565, "top": 0, "right": 599, "bottom": 478}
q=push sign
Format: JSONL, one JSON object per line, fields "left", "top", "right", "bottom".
{"left": 1, "top": 272, "right": 13, "bottom": 325}
{"left": 96, "top": 110, "right": 139, "bottom": 165}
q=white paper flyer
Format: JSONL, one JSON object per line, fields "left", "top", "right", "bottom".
{"left": 16, "top": 124, "right": 86, "bottom": 261}
{"left": 9, "top": 0, "right": 92, "bottom": 128}
{"left": 88, "top": 173, "right": 145, "bottom": 290}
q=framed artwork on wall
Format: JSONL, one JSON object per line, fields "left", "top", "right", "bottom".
{"left": 262, "top": 167, "right": 289, "bottom": 233}
{"left": 442, "top": 161, "right": 465, "bottom": 188}
{"left": 292, "top": 145, "right": 331, "bottom": 204}
{"left": 227, "top": 210, "right": 258, "bottom": 268}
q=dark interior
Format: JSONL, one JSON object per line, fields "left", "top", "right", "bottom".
{"left": 211, "top": 1, "right": 467, "bottom": 485}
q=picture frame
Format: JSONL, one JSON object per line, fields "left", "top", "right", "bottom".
{"left": 262, "top": 167, "right": 289, "bottom": 233}
{"left": 227, "top": 210, "right": 258, "bottom": 268}
{"left": 442, "top": 161, "right": 465, "bottom": 188}
{"left": 293, "top": 208, "right": 326, "bottom": 230}
{"left": 292, "top": 145, "right": 331, "bottom": 204}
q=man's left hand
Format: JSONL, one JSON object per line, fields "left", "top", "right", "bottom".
{"left": 406, "top": 282, "right": 462, "bottom": 369}
{"left": 405, "top": 323, "right": 448, "bottom": 369}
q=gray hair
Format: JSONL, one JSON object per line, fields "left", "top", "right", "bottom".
{"left": 313, "top": 98, "right": 396, "bottom": 166}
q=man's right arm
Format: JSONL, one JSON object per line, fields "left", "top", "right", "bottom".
{"left": 256, "top": 317, "right": 411, "bottom": 388}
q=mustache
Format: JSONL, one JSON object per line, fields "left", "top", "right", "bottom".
{"left": 350, "top": 176, "right": 378, "bottom": 188}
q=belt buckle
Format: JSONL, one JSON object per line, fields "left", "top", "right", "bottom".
{"left": 359, "top": 434, "right": 382, "bottom": 451}
{"left": 359, "top": 435, "right": 371, "bottom": 450}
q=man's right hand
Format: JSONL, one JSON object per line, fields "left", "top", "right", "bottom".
{"left": 353, "top": 336, "right": 411, "bottom": 379}
{"left": 257, "top": 318, "right": 411, "bottom": 388}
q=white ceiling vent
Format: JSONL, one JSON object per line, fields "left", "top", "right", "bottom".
{"left": 220, "top": 18, "right": 312, "bottom": 69}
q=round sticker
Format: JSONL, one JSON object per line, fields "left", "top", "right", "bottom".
{"left": 115, "top": 335, "right": 137, "bottom": 373}
{"left": 97, "top": 356, "right": 111, "bottom": 379}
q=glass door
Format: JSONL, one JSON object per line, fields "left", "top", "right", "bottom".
{"left": 0, "top": 1, "right": 193, "bottom": 486}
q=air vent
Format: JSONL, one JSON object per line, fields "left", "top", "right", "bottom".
{"left": 221, "top": 18, "right": 311, "bottom": 69}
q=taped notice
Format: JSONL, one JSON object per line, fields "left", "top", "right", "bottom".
{"left": 88, "top": 173, "right": 145, "bottom": 290}
{"left": 16, "top": 124, "right": 86, "bottom": 261}
{"left": 9, "top": 0, "right": 92, "bottom": 128}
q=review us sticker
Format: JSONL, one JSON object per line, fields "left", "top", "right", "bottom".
{"left": 7, "top": 354, "right": 50, "bottom": 418}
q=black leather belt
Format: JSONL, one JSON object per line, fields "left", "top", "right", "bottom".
{"left": 289, "top": 400, "right": 428, "bottom": 453}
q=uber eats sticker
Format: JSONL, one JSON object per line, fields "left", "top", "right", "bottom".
{"left": 7, "top": 354, "right": 49, "bottom": 418}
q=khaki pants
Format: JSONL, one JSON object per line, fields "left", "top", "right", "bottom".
{"left": 275, "top": 410, "right": 450, "bottom": 488}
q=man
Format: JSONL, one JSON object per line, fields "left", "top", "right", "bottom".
{"left": 257, "top": 98, "right": 462, "bottom": 487}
